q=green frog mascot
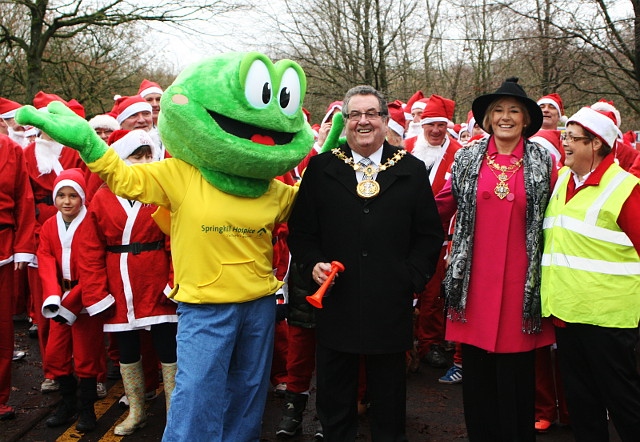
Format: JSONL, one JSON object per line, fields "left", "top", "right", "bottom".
{"left": 17, "top": 52, "right": 314, "bottom": 441}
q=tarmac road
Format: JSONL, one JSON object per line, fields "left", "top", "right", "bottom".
{"left": 2, "top": 316, "right": 617, "bottom": 441}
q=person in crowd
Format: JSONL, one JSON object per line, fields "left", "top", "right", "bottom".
{"left": 386, "top": 99, "right": 407, "bottom": 147}
{"left": 405, "top": 94, "right": 462, "bottom": 370}
{"left": 591, "top": 99, "right": 640, "bottom": 174}
{"left": 541, "top": 106, "right": 640, "bottom": 442}
{"left": 435, "top": 77, "right": 556, "bottom": 441}
{"left": 0, "top": 134, "right": 36, "bottom": 421}
{"left": 23, "top": 92, "right": 91, "bottom": 396}
{"left": 404, "top": 91, "right": 427, "bottom": 139}
{"left": 138, "top": 79, "right": 163, "bottom": 126}
{"left": 537, "top": 93, "right": 566, "bottom": 130}
{"left": 288, "top": 85, "right": 443, "bottom": 441}
{"left": 0, "top": 98, "right": 28, "bottom": 148}
{"left": 88, "top": 114, "right": 120, "bottom": 143}
{"left": 37, "top": 168, "right": 105, "bottom": 432}
{"left": 79, "top": 129, "right": 177, "bottom": 436}
{"left": 530, "top": 101, "right": 569, "bottom": 433}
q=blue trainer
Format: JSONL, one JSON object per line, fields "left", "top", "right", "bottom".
{"left": 438, "top": 365, "right": 462, "bottom": 384}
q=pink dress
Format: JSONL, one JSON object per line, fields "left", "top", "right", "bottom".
{"left": 442, "top": 138, "right": 555, "bottom": 353}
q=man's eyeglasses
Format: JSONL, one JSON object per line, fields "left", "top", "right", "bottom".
{"left": 347, "top": 111, "right": 384, "bottom": 121}
{"left": 561, "top": 133, "right": 591, "bottom": 143}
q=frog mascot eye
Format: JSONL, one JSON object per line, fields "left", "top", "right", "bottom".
{"left": 158, "top": 52, "right": 314, "bottom": 198}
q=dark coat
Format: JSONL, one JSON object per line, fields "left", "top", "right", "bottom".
{"left": 287, "top": 142, "right": 444, "bottom": 354}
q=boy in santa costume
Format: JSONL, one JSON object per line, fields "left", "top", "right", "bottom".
{"left": 79, "top": 129, "right": 177, "bottom": 436}
{"left": 0, "top": 134, "right": 36, "bottom": 420}
{"left": 37, "top": 168, "right": 106, "bottom": 432}
{"left": 23, "top": 92, "right": 92, "bottom": 394}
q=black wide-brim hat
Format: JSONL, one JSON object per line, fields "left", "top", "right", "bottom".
{"left": 471, "top": 77, "right": 543, "bottom": 139}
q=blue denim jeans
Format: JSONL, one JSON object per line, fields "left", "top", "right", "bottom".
{"left": 162, "top": 295, "right": 275, "bottom": 441}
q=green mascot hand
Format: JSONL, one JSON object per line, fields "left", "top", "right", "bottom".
{"left": 320, "top": 112, "right": 346, "bottom": 153}
{"left": 15, "top": 101, "right": 107, "bottom": 163}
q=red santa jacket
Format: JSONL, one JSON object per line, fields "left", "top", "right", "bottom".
{"left": 79, "top": 186, "right": 176, "bottom": 332}
{"left": 0, "top": 135, "right": 36, "bottom": 265}
{"left": 37, "top": 208, "right": 87, "bottom": 324}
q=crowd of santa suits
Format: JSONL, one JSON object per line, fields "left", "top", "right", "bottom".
{"left": 1, "top": 79, "right": 639, "bottom": 438}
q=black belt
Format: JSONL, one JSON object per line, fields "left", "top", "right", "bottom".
{"left": 36, "top": 195, "right": 54, "bottom": 205}
{"left": 59, "top": 279, "right": 79, "bottom": 291}
{"left": 106, "top": 240, "right": 164, "bottom": 255}
{"left": 0, "top": 224, "right": 13, "bottom": 231}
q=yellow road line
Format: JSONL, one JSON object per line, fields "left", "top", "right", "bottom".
{"left": 55, "top": 382, "right": 167, "bottom": 442}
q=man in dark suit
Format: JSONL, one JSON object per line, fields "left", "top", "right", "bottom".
{"left": 288, "top": 85, "right": 443, "bottom": 441}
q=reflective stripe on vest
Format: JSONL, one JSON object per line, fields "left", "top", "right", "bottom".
{"left": 541, "top": 164, "right": 640, "bottom": 328}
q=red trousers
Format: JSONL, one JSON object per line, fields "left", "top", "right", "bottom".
{"left": 0, "top": 265, "right": 15, "bottom": 404}
{"left": 271, "top": 320, "right": 289, "bottom": 387}
{"left": 284, "top": 325, "right": 316, "bottom": 393}
{"left": 45, "top": 313, "right": 106, "bottom": 379}
{"left": 415, "top": 247, "right": 447, "bottom": 357}
{"left": 535, "top": 345, "right": 569, "bottom": 423}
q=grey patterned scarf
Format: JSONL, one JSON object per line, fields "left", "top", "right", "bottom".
{"left": 444, "top": 138, "right": 553, "bottom": 333}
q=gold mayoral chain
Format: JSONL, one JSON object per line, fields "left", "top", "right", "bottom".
{"left": 485, "top": 153, "right": 523, "bottom": 200}
{"left": 332, "top": 148, "right": 408, "bottom": 198}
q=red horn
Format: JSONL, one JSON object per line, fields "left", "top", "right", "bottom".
{"left": 306, "top": 261, "right": 345, "bottom": 309}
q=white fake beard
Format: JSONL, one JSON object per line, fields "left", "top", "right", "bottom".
{"left": 35, "top": 138, "right": 64, "bottom": 175}
{"left": 405, "top": 121, "right": 423, "bottom": 139}
{"left": 411, "top": 135, "right": 444, "bottom": 169}
{"left": 8, "top": 128, "right": 28, "bottom": 148}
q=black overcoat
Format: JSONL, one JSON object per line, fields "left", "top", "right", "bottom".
{"left": 288, "top": 142, "right": 444, "bottom": 354}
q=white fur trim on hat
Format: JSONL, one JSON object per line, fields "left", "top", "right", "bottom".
{"left": 1, "top": 109, "right": 18, "bottom": 119}
{"left": 411, "top": 101, "right": 427, "bottom": 112}
{"left": 567, "top": 107, "right": 619, "bottom": 149}
{"left": 140, "top": 86, "right": 163, "bottom": 97}
{"left": 420, "top": 116, "right": 449, "bottom": 126}
{"left": 53, "top": 179, "right": 86, "bottom": 204}
{"left": 89, "top": 114, "right": 120, "bottom": 131}
{"left": 537, "top": 98, "right": 562, "bottom": 117}
{"left": 111, "top": 129, "right": 156, "bottom": 160}
{"left": 116, "top": 101, "right": 152, "bottom": 124}
{"left": 387, "top": 119, "right": 405, "bottom": 137}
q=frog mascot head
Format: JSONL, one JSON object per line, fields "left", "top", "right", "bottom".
{"left": 15, "top": 52, "right": 314, "bottom": 198}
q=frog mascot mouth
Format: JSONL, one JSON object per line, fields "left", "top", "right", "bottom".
{"left": 158, "top": 51, "right": 314, "bottom": 197}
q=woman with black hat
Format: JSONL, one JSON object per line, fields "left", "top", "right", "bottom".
{"left": 435, "top": 77, "right": 557, "bottom": 441}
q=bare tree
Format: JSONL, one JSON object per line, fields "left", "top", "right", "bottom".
{"left": 0, "top": 0, "right": 242, "bottom": 102}
{"left": 261, "top": 0, "right": 422, "bottom": 116}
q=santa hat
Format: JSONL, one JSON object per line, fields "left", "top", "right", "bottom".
{"left": 420, "top": 95, "right": 455, "bottom": 125}
{"left": 33, "top": 91, "right": 69, "bottom": 111}
{"left": 88, "top": 114, "right": 120, "bottom": 131}
{"left": 138, "top": 79, "right": 164, "bottom": 98}
{"left": 537, "top": 93, "right": 565, "bottom": 117}
{"left": 386, "top": 100, "right": 406, "bottom": 137}
{"left": 566, "top": 107, "right": 619, "bottom": 149}
{"left": 67, "top": 99, "right": 85, "bottom": 118}
{"left": 404, "top": 90, "right": 424, "bottom": 114}
{"left": 112, "top": 95, "right": 152, "bottom": 124}
{"left": 53, "top": 168, "right": 87, "bottom": 204}
{"left": 0, "top": 97, "right": 22, "bottom": 119}
{"left": 321, "top": 101, "right": 343, "bottom": 125}
{"left": 466, "top": 110, "right": 476, "bottom": 132}
{"left": 530, "top": 129, "right": 564, "bottom": 166}
{"left": 590, "top": 99, "right": 622, "bottom": 128}
{"left": 109, "top": 129, "right": 156, "bottom": 160}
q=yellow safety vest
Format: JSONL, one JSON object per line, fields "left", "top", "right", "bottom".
{"left": 541, "top": 165, "right": 640, "bottom": 328}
